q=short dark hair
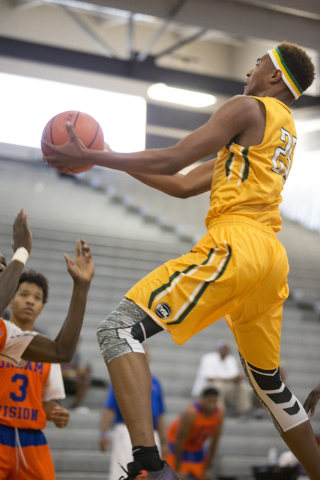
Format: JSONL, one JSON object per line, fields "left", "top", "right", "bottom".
{"left": 277, "top": 41, "right": 315, "bottom": 93}
{"left": 17, "top": 270, "right": 49, "bottom": 304}
{"left": 201, "top": 387, "right": 219, "bottom": 398}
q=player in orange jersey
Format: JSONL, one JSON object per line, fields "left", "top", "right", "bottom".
{"left": 44, "top": 42, "right": 320, "bottom": 480}
{"left": 0, "top": 210, "right": 94, "bottom": 366}
{"left": 0, "top": 270, "right": 70, "bottom": 480}
{"left": 166, "top": 388, "right": 223, "bottom": 480}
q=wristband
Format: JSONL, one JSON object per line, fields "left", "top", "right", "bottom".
{"left": 12, "top": 247, "right": 29, "bottom": 265}
{"left": 100, "top": 432, "right": 109, "bottom": 438}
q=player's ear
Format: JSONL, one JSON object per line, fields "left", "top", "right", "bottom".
{"left": 8, "top": 298, "right": 14, "bottom": 309}
{"left": 270, "top": 69, "right": 282, "bottom": 84}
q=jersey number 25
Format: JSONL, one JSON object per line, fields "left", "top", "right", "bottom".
{"left": 271, "top": 127, "right": 297, "bottom": 184}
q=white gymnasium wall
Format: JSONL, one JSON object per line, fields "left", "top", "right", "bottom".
{"left": 281, "top": 108, "right": 320, "bottom": 233}
{"left": 281, "top": 148, "right": 320, "bottom": 232}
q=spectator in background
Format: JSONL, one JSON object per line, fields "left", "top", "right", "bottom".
{"left": 61, "top": 337, "right": 91, "bottom": 411}
{"left": 99, "top": 348, "right": 167, "bottom": 480}
{"left": 165, "top": 388, "right": 223, "bottom": 480}
{"left": 192, "top": 340, "right": 252, "bottom": 417}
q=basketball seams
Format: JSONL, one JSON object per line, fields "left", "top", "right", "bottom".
{"left": 50, "top": 117, "right": 55, "bottom": 145}
{"left": 73, "top": 111, "right": 81, "bottom": 128}
{"left": 41, "top": 121, "right": 54, "bottom": 156}
{"left": 87, "top": 122, "right": 100, "bottom": 149}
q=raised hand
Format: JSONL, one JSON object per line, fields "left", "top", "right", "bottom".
{"left": 51, "top": 405, "right": 70, "bottom": 429}
{"left": 64, "top": 239, "right": 94, "bottom": 286}
{"left": 12, "top": 208, "right": 32, "bottom": 254}
{"left": 43, "top": 122, "right": 91, "bottom": 172}
{"left": 303, "top": 384, "right": 320, "bottom": 417}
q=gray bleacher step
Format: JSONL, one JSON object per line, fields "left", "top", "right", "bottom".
{"left": 46, "top": 426, "right": 285, "bottom": 457}
{"left": 46, "top": 428, "right": 101, "bottom": 450}
{"left": 59, "top": 380, "right": 320, "bottom": 418}
{"left": 219, "top": 435, "right": 286, "bottom": 457}
{"left": 0, "top": 221, "right": 184, "bottom": 255}
{"left": 71, "top": 387, "right": 192, "bottom": 412}
{"left": 24, "top": 247, "right": 174, "bottom": 271}
{"left": 51, "top": 450, "right": 273, "bottom": 478}
{"left": 49, "top": 411, "right": 102, "bottom": 428}
{"left": 218, "top": 455, "right": 271, "bottom": 477}
{"left": 56, "top": 474, "right": 107, "bottom": 480}
{"left": 52, "top": 450, "right": 109, "bottom": 472}
{"left": 21, "top": 259, "right": 151, "bottom": 283}
{"left": 45, "top": 413, "right": 320, "bottom": 439}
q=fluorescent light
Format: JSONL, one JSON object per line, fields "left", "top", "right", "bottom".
{"left": 0, "top": 72, "right": 146, "bottom": 153}
{"left": 295, "top": 118, "right": 320, "bottom": 135}
{"left": 147, "top": 83, "right": 216, "bottom": 108}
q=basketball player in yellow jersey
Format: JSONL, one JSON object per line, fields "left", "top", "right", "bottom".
{"left": 44, "top": 42, "right": 319, "bottom": 479}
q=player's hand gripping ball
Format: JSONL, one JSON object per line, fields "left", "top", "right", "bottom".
{"left": 41, "top": 111, "right": 104, "bottom": 174}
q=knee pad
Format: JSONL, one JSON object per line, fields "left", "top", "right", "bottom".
{"left": 240, "top": 354, "right": 308, "bottom": 433}
{"left": 97, "top": 298, "right": 163, "bottom": 364}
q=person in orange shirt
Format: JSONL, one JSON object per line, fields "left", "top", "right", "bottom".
{"left": 0, "top": 270, "right": 70, "bottom": 480}
{"left": 166, "top": 388, "right": 223, "bottom": 480}
{"left": 0, "top": 209, "right": 94, "bottom": 366}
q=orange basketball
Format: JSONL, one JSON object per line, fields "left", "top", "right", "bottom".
{"left": 41, "top": 111, "right": 104, "bottom": 174}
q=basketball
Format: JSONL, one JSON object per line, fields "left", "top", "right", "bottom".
{"left": 41, "top": 111, "right": 104, "bottom": 174}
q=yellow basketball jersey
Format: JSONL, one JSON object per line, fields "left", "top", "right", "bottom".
{"left": 205, "top": 96, "right": 297, "bottom": 232}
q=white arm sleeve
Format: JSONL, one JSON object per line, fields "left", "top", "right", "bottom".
{"left": 42, "top": 363, "right": 66, "bottom": 402}
{"left": 0, "top": 320, "right": 37, "bottom": 366}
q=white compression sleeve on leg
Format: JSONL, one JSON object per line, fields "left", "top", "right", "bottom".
{"left": 241, "top": 355, "right": 308, "bottom": 434}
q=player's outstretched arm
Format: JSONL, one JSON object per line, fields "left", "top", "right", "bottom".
{"left": 303, "top": 384, "right": 320, "bottom": 417}
{"left": 43, "top": 95, "right": 260, "bottom": 176}
{"left": 0, "top": 209, "right": 32, "bottom": 314}
{"left": 129, "top": 157, "right": 217, "bottom": 199}
{"left": 103, "top": 143, "right": 216, "bottom": 199}
{"left": 22, "top": 239, "right": 94, "bottom": 363}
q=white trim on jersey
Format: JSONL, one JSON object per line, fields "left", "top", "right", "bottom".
{"left": 0, "top": 320, "right": 37, "bottom": 366}
{"left": 42, "top": 363, "right": 66, "bottom": 402}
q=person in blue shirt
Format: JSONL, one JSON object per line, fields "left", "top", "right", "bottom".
{"left": 99, "top": 348, "right": 168, "bottom": 480}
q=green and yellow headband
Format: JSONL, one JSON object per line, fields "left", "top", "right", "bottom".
{"left": 268, "top": 48, "right": 303, "bottom": 99}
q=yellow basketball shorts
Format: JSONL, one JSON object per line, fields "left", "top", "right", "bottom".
{"left": 125, "top": 215, "right": 289, "bottom": 370}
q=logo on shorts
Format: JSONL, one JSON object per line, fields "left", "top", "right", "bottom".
{"left": 154, "top": 303, "right": 171, "bottom": 319}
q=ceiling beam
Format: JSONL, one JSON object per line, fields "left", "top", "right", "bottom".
{"left": 58, "top": 4, "right": 117, "bottom": 57}
{"left": 245, "top": 0, "right": 320, "bottom": 17}
{"left": 136, "top": 0, "right": 190, "bottom": 61}
{"left": 126, "top": 13, "right": 135, "bottom": 61}
{"left": 39, "top": 0, "right": 320, "bottom": 51}
{"left": 154, "top": 27, "right": 208, "bottom": 60}
{"left": 0, "top": 36, "right": 319, "bottom": 109}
